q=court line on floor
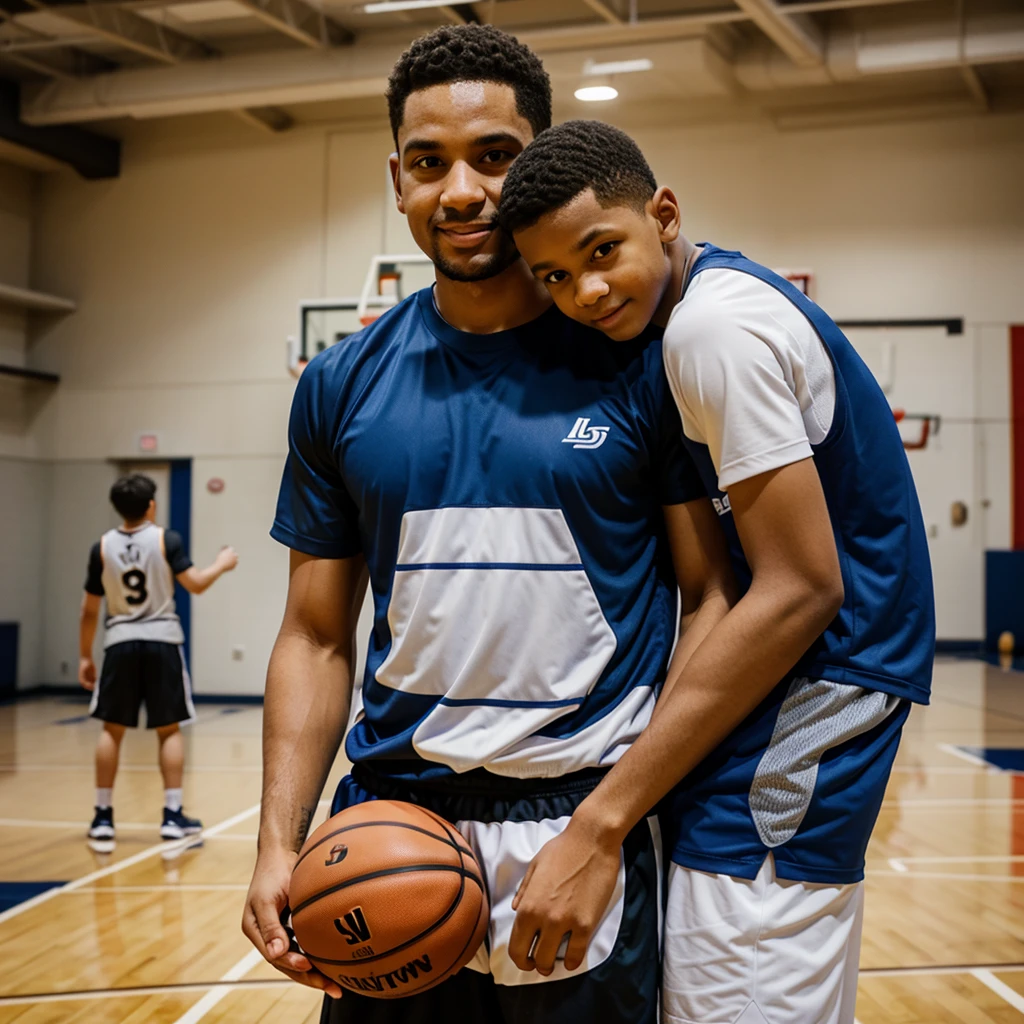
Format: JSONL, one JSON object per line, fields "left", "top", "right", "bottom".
{"left": 0, "top": 763, "right": 262, "bottom": 773}
{"left": 860, "top": 962, "right": 1024, "bottom": 978}
{"left": 0, "top": 801, "right": 260, "bottom": 927}
{"left": 870, "top": 870, "right": 1024, "bottom": 882}
{"left": 69, "top": 884, "right": 250, "bottom": 893}
{"left": 0, "top": 817, "right": 160, "bottom": 830}
{"left": 971, "top": 969, "right": 1024, "bottom": 1012}
{"left": 0, "top": 978, "right": 291, "bottom": 1007}
{"left": 938, "top": 744, "right": 1001, "bottom": 769}
{"left": 880, "top": 797, "right": 1024, "bottom": 808}
{"left": 171, "top": 948, "right": 265, "bottom": 1024}
{"left": 890, "top": 854, "right": 1024, "bottom": 866}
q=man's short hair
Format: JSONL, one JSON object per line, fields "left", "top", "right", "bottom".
{"left": 387, "top": 24, "right": 551, "bottom": 145}
{"left": 110, "top": 474, "right": 156, "bottom": 520}
{"left": 499, "top": 120, "right": 658, "bottom": 235}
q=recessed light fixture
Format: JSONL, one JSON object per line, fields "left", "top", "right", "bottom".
{"left": 363, "top": 0, "right": 462, "bottom": 13}
{"left": 583, "top": 58, "right": 654, "bottom": 77}
{"left": 574, "top": 84, "right": 619, "bottom": 102}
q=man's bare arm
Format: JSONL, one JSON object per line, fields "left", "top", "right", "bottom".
{"left": 509, "top": 459, "right": 844, "bottom": 973}
{"left": 242, "top": 549, "right": 368, "bottom": 999}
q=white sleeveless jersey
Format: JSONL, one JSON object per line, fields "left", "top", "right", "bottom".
{"left": 99, "top": 523, "right": 184, "bottom": 647}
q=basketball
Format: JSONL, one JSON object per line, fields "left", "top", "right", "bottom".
{"left": 289, "top": 800, "right": 489, "bottom": 999}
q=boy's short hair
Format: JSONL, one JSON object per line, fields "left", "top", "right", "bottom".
{"left": 110, "top": 474, "right": 156, "bottom": 521}
{"left": 387, "top": 24, "right": 551, "bottom": 145}
{"left": 499, "top": 120, "right": 658, "bottom": 234}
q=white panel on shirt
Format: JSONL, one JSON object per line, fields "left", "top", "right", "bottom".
{"left": 663, "top": 267, "right": 837, "bottom": 491}
{"left": 376, "top": 507, "right": 645, "bottom": 778}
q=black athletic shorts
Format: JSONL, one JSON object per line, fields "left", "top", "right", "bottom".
{"left": 90, "top": 640, "right": 194, "bottom": 729}
{"left": 317, "top": 763, "right": 661, "bottom": 1024}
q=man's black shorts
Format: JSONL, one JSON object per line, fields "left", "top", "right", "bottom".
{"left": 317, "top": 765, "right": 661, "bottom": 1024}
{"left": 90, "top": 640, "right": 194, "bottom": 729}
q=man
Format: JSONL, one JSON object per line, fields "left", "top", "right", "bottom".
{"left": 241, "top": 25, "right": 734, "bottom": 1024}
{"left": 497, "top": 119, "right": 936, "bottom": 1023}
{"left": 81, "top": 473, "right": 238, "bottom": 850}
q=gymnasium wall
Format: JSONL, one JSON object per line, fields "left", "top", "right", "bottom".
{"left": 12, "top": 108, "right": 1024, "bottom": 692}
{"left": 0, "top": 164, "right": 51, "bottom": 688}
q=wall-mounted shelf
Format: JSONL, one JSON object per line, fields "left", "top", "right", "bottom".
{"left": 0, "top": 282, "right": 76, "bottom": 314}
{"left": 0, "top": 364, "right": 59, "bottom": 385}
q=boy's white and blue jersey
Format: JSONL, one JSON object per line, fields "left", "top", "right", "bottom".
{"left": 273, "top": 287, "right": 702, "bottom": 784}
{"left": 661, "top": 244, "right": 936, "bottom": 884}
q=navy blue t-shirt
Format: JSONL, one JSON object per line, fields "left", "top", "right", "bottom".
{"left": 273, "top": 288, "right": 703, "bottom": 781}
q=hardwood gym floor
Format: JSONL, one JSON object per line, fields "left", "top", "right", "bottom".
{"left": 0, "top": 656, "right": 1022, "bottom": 1023}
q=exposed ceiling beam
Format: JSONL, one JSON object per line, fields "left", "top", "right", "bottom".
{"left": 959, "top": 64, "right": 987, "bottom": 110}
{"left": 232, "top": 0, "right": 353, "bottom": 48}
{"left": 0, "top": 3, "right": 116, "bottom": 74}
{"left": 233, "top": 103, "right": 293, "bottom": 131}
{"left": 21, "top": 1, "right": 1016, "bottom": 127}
{"left": 0, "top": 77, "right": 117, "bottom": 176}
{"left": 21, "top": 1, "right": 214, "bottom": 63}
{"left": 580, "top": 0, "right": 622, "bottom": 25}
{"left": 731, "top": 0, "right": 823, "bottom": 66}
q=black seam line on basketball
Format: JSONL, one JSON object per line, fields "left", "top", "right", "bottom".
{"left": 301, "top": 858, "right": 484, "bottom": 967}
{"left": 440, "top": 814, "right": 489, "bottom": 980}
{"left": 304, "top": 868, "right": 484, "bottom": 968}
{"left": 301, "top": 817, "right": 480, "bottom": 971}
{"left": 291, "top": 863, "right": 480, "bottom": 917}
{"left": 293, "top": 819, "right": 465, "bottom": 873}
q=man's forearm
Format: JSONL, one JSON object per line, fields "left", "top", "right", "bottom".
{"left": 259, "top": 630, "right": 354, "bottom": 856}
{"left": 574, "top": 580, "right": 839, "bottom": 843}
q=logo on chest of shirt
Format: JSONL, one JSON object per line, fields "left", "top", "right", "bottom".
{"left": 562, "top": 417, "right": 611, "bottom": 450}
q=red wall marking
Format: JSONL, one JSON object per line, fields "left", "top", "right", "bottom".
{"left": 1012, "top": 327, "right": 1024, "bottom": 550}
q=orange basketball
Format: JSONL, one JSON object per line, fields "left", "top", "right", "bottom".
{"left": 289, "top": 800, "right": 489, "bottom": 999}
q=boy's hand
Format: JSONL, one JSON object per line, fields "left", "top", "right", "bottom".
{"left": 242, "top": 846, "right": 343, "bottom": 999}
{"left": 507, "top": 813, "right": 622, "bottom": 976}
{"left": 216, "top": 546, "right": 239, "bottom": 572}
{"left": 78, "top": 657, "right": 97, "bottom": 690}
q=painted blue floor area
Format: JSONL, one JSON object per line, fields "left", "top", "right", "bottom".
{"left": 0, "top": 881, "right": 65, "bottom": 913}
{"left": 960, "top": 747, "right": 1024, "bottom": 771}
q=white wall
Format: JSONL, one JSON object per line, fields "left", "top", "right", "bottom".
{"left": 0, "top": 164, "right": 58, "bottom": 688}
{"left": 12, "top": 108, "right": 1024, "bottom": 690}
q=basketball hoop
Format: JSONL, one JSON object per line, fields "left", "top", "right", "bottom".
{"left": 892, "top": 408, "right": 940, "bottom": 450}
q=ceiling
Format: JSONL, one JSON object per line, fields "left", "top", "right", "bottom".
{"left": 0, "top": 0, "right": 1022, "bottom": 175}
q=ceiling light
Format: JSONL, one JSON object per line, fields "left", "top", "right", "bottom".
{"left": 583, "top": 58, "right": 654, "bottom": 77}
{"left": 363, "top": 0, "right": 462, "bottom": 13}
{"left": 574, "top": 85, "right": 619, "bottom": 102}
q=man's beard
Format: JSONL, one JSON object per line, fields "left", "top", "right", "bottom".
{"left": 431, "top": 229, "right": 521, "bottom": 283}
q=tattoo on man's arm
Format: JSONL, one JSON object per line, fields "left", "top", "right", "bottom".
{"left": 295, "top": 805, "right": 315, "bottom": 850}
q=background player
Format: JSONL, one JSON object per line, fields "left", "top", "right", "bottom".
{"left": 242, "top": 25, "right": 736, "bottom": 1024}
{"left": 498, "top": 120, "right": 935, "bottom": 1023}
{"left": 80, "top": 473, "right": 239, "bottom": 851}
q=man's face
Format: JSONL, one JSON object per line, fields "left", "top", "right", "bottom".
{"left": 513, "top": 189, "right": 672, "bottom": 342}
{"left": 392, "top": 82, "right": 534, "bottom": 283}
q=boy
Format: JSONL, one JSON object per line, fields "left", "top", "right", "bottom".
{"left": 242, "top": 27, "right": 735, "bottom": 1024}
{"left": 80, "top": 473, "right": 238, "bottom": 851}
{"left": 499, "top": 120, "right": 935, "bottom": 1023}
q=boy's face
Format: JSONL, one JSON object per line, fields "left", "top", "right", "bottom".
{"left": 513, "top": 188, "right": 674, "bottom": 341}
{"left": 391, "top": 82, "right": 534, "bottom": 283}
